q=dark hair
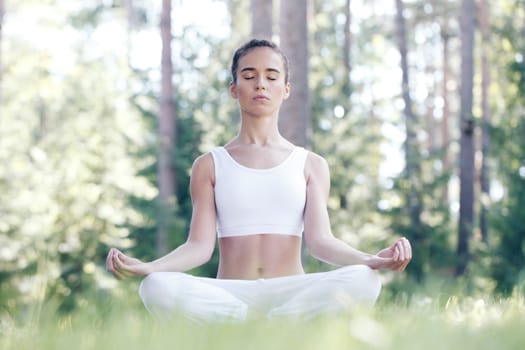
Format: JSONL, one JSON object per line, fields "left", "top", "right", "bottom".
{"left": 230, "top": 39, "right": 290, "bottom": 85}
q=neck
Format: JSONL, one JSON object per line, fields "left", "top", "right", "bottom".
{"left": 237, "top": 115, "right": 283, "bottom": 146}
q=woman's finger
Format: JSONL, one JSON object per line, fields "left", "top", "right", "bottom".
{"left": 397, "top": 241, "right": 406, "bottom": 261}
{"left": 105, "top": 249, "right": 113, "bottom": 271}
{"left": 107, "top": 249, "right": 119, "bottom": 272}
{"left": 404, "top": 238, "right": 412, "bottom": 259}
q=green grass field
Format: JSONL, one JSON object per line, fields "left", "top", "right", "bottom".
{"left": 1, "top": 287, "right": 524, "bottom": 350}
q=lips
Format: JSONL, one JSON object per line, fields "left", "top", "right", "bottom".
{"left": 253, "top": 95, "right": 269, "bottom": 101}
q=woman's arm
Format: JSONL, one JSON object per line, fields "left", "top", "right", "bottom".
{"left": 106, "top": 153, "right": 218, "bottom": 278}
{"left": 302, "top": 152, "right": 411, "bottom": 271}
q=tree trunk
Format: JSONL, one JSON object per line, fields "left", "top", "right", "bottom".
{"left": 479, "top": 0, "right": 490, "bottom": 244}
{"left": 157, "top": 0, "right": 176, "bottom": 256}
{"left": 457, "top": 0, "right": 476, "bottom": 275}
{"left": 279, "top": 0, "right": 310, "bottom": 147}
{"left": 251, "top": 0, "right": 272, "bottom": 40}
{"left": 441, "top": 19, "right": 451, "bottom": 206}
{"left": 395, "top": 0, "right": 421, "bottom": 229}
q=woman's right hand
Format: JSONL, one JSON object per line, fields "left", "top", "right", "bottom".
{"left": 106, "top": 248, "right": 150, "bottom": 279}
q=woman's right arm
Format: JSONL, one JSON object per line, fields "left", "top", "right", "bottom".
{"left": 106, "top": 153, "right": 218, "bottom": 278}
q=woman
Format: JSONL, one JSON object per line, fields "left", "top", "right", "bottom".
{"left": 106, "top": 39, "right": 412, "bottom": 322}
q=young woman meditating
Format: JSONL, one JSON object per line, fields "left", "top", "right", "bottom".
{"left": 106, "top": 39, "right": 412, "bottom": 322}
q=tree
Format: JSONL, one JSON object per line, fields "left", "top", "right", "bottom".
{"left": 479, "top": 0, "right": 491, "bottom": 243}
{"left": 394, "top": 0, "right": 422, "bottom": 243}
{"left": 441, "top": 17, "right": 452, "bottom": 206}
{"left": 157, "top": 0, "right": 176, "bottom": 255}
{"left": 251, "top": 0, "right": 272, "bottom": 40}
{"left": 456, "top": 0, "right": 476, "bottom": 276}
{"left": 376, "top": 0, "right": 463, "bottom": 283}
{"left": 279, "top": 0, "right": 310, "bottom": 147}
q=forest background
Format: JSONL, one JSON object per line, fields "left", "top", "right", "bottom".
{"left": 0, "top": 0, "right": 524, "bottom": 322}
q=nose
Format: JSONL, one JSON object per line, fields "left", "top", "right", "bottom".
{"left": 254, "top": 75, "right": 266, "bottom": 90}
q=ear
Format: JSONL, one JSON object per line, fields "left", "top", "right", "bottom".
{"left": 229, "top": 81, "right": 238, "bottom": 99}
{"left": 283, "top": 82, "right": 291, "bottom": 100}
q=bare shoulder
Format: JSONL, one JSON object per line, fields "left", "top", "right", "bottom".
{"left": 192, "top": 151, "right": 214, "bottom": 169}
{"left": 304, "top": 150, "right": 330, "bottom": 181}
{"left": 191, "top": 152, "right": 215, "bottom": 185}
{"left": 305, "top": 150, "right": 328, "bottom": 167}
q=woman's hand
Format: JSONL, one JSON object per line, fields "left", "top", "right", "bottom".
{"left": 106, "top": 248, "right": 150, "bottom": 279}
{"left": 367, "top": 237, "right": 412, "bottom": 271}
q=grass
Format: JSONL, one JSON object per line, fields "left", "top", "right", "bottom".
{"left": 1, "top": 288, "right": 524, "bottom": 350}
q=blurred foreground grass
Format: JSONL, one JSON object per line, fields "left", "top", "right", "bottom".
{"left": 1, "top": 285, "right": 524, "bottom": 350}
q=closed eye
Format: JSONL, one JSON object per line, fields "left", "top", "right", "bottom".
{"left": 242, "top": 75, "right": 278, "bottom": 81}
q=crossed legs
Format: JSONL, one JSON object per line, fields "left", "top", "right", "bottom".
{"left": 138, "top": 265, "right": 381, "bottom": 322}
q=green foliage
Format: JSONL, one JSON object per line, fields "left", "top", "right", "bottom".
{"left": 384, "top": 154, "right": 455, "bottom": 282}
{"left": 485, "top": 1, "right": 525, "bottom": 295}
{"left": 0, "top": 1, "right": 155, "bottom": 315}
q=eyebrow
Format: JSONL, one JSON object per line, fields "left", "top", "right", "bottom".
{"left": 240, "top": 67, "right": 281, "bottom": 74}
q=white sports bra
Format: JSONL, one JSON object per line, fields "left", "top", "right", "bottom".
{"left": 210, "top": 146, "right": 309, "bottom": 238}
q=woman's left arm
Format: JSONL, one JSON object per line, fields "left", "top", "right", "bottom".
{"left": 302, "top": 153, "right": 411, "bottom": 271}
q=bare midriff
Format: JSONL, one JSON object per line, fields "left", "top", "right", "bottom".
{"left": 217, "top": 234, "right": 304, "bottom": 280}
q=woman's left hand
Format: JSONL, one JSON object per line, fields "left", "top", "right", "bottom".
{"left": 372, "top": 237, "right": 412, "bottom": 271}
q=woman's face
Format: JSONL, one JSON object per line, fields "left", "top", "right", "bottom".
{"left": 230, "top": 47, "right": 290, "bottom": 118}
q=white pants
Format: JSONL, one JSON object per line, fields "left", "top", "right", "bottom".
{"left": 138, "top": 265, "right": 381, "bottom": 323}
